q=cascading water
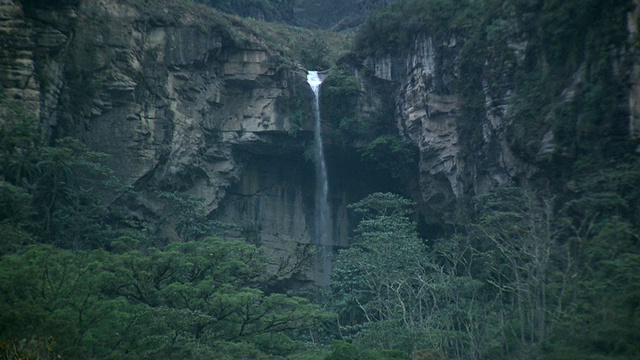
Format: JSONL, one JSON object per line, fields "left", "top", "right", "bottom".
{"left": 307, "top": 70, "right": 332, "bottom": 283}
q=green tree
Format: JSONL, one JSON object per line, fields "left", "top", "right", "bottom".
{"left": 0, "top": 238, "right": 330, "bottom": 359}
{"left": 0, "top": 245, "right": 130, "bottom": 359}
{"left": 332, "top": 193, "right": 468, "bottom": 356}
{"left": 549, "top": 162, "right": 640, "bottom": 358}
{"left": 158, "top": 191, "right": 239, "bottom": 242}
{"left": 468, "top": 188, "right": 567, "bottom": 358}
{"left": 0, "top": 104, "right": 124, "bottom": 249}
{"left": 360, "top": 135, "right": 417, "bottom": 176}
{"left": 0, "top": 181, "right": 34, "bottom": 254}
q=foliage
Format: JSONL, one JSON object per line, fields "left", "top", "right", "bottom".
{"left": 234, "top": 14, "right": 350, "bottom": 69}
{"left": 194, "top": 0, "right": 293, "bottom": 22}
{"left": 0, "top": 239, "right": 329, "bottom": 359}
{"left": 120, "top": 0, "right": 350, "bottom": 69}
{"left": 0, "top": 336, "right": 61, "bottom": 360}
{"left": 0, "top": 100, "right": 330, "bottom": 359}
{"left": 333, "top": 185, "right": 640, "bottom": 359}
{"left": 158, "top": 191, "right": 240, "bottom": 241}
{"left": 294, "top": 0, "right": 361, "bottom": 30}
{"left": 3, "top": 1, "right": 640, "bottom": 360}
{"left": 360, "top": 135, "right": 418, "bottom": 176}
{"left": 0, "top": 104, "right": 125, "bottom": 250}
{"left": 550, "top": 160, "right": 640, "bottom": 359}
{"left": 119, "top": 0, "right": 233, "bottom": 29}
{"left": 321, "top": 67, "right": 363, "bottom": 142}
{"left": 333, "top": 193, "right": 473, "bottom": 357}
{"left": 354, "top": 0, "right": 636, "bottom": 163}
{"left": 324, "top": 341, "right": 409, "bottom": 360}
{"left": 354, "top": 0, "right": 483, "bottom": 56}
{"left": 321, "top": 65, "right": 398, "bottom": 152}
{"left": 277, "top": 77, "right": 310, "bottom": 138}
{"left": 505, "top": 0, "right": 634, "bottom": 161}
{"left": 347, "top": 9, "right": 640, "bottom": 356}
{"left": 300, "top": 34, "right": 333, "bottom": 70}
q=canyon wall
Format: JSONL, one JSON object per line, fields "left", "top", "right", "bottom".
{"left": 357, "top": 34, "right": 532, "bottom": 220}
{"left": 354, "top": 2, "right": 640, "bottom": 222}
{"left": 0, "top": 0, "right": 353, "bottom": 283}
{"left": 2, "top": 0, "right": 639, "bottom": 282}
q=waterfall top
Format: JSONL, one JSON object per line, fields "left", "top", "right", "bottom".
{"left": 307, "top": 71, "right": 323, "bottom": 88}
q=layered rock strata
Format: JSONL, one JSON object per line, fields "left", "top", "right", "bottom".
{"left": 0, "top": 0, "right": 349, "bottom": 282}
{"left": 359, "top": 34, "right": 531, "bottom": 215}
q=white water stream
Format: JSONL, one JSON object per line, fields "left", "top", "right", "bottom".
{"left": 307, "top": 70, "right": 331, "bottom": 282}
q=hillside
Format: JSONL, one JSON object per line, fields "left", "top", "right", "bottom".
{"left": 1, "top": 0, "right": 639, "bottom": 359}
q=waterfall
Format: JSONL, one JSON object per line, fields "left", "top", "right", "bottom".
{"left": 307, "top": 70, "right": 331, "bottom": 283}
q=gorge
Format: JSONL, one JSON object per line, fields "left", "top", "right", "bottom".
{"left": 1, "top": 0, "right": 640, "bottom": 358}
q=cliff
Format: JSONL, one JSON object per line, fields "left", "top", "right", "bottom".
{"left": 3, "top": 1, "right": 640, "bottom": 357}
{"left": 349, "top": 0, "right": 640, "bottom": 226}
{"left": 359, "top": 34, "right": 532, "bottom": 212}
{"left": 3, "top": 0, "right": 639, "bottom": 284}
{"left": 0, "top": 0, "right": 355, "bottom": 284}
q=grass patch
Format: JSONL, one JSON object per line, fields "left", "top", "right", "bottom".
{"left": 118, "top": 0, "right": 350, "bottom": 69}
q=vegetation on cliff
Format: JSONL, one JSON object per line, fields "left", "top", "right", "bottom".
{"left": 2, "top": 0, "right": 640, "bottom": 359}
{"left": 330, "top": 187, "right": 640, "bottom": 359}
{"left": 0, "top": 104, "right": 330, "bottom": 359}
{"left": 325, "top": 0, "right": 640, "bottom": 359}
{"left": 119, "top": 0, "right": 349, "bottom": 69}
{"left": 353, "top": 0, "right": 636, "bottom": 164}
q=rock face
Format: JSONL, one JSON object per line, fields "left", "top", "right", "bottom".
{"left": 358, "top": 34, "right": 532, "bottom": 217}
{"left": 0, "top": 0, "right": 351, "bottom": 283}
{"left": 0, "top": 0, "right": 50, "bottom": 122}
{"left": 628, "top": 0, "right": 640, "bottom": 143}
{"left": 198, "top": 0, "right": 295, "bottom": 23}
{"left": 394, "top": 36, "right": 465, "bottom": 210}
{"left": 4, "top": 0, "right": 638, "bottom": 284}
{"left": 362, "top": 36, "right": 464, "bottom": 213}
{"left": 355, "top": 1, "right": 640, "bottom": 218}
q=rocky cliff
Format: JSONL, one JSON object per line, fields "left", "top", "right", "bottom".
{"left": 356, "top": 34, "right": 530, "bottom": 221}
{"left": 628, "top": 0, "right": 640, "bottom": 142}
{"left": 3, "top": 0, "right": 639, "bottom": 284}
{"left": 363, "top": 36, "right": 465, "bottom": 213}
{"left": 352, "top": 0, "right": 640, "bottom": 224}
{"left": 0, "top": 0, "right": 356, "bottom": 284}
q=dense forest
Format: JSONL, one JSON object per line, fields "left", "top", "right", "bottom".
{"left": 1, "top": 0, "right": 640, "bottom": 359}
